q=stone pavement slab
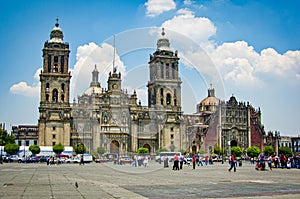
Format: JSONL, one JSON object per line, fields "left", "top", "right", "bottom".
{"left": 0, "top": 161, "right": 300, "bottom": 198}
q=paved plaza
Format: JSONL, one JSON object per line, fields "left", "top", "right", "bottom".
{"left": 0, "top": 161, "right": 300, "bottom": 199}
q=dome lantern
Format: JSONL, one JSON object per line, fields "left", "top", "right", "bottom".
{"left": 49, "top": 18, "right": 64, "bottom": 43}
{"left": 157, "top": 28, "right": 171, "bottom": 51}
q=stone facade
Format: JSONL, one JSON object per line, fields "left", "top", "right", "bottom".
{"left": 12, "top": 125, "right": 38, "bottom": 146}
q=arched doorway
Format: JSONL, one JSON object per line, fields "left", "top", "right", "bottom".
{"left": 230, "top": 140, "right": 237, "bottom": 147}
{"left": 110, "top": 140, "right": 119, "bottom": 154}
{"left": 143, "top": 144, "right": 151, "bottom": 153}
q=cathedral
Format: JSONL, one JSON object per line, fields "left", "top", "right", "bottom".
{"left": 38, "top": 21, "right": 184, "bottom": 154}
{"left": 38, "top": 20, "right": 267, "bottom": 156}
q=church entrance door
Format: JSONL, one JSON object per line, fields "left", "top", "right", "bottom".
{"left": 143, "top": 144, "right": 151, "bottom": 153}
{"left": 110, "top": 140, "right": 119, "bottom": 154}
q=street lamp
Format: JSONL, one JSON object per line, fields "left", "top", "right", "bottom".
{"left": 23, "top": 129, "right": 27, "bottom": 160}
{"left": 222, "top": 135, "right": 226, "bottom": 164}
{"left": 228, "top": 131, "right": 231, "bottom": 156}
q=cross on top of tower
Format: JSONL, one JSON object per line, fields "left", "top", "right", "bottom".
{"left": 161, "top": 28, "right": 165, "bottom": 36}
{"left": 55, "top": 17, "right": 59, "bottom": 28}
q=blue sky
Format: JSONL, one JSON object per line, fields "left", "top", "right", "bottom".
{"left": 0, "top": 0, "right": 299, "bottom": 136}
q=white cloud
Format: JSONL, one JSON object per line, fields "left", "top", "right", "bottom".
{"left": 161, "top": 8, "right": 216, "bottom": 47}
{"left": 10, "top": 81, "right": 40, "bottom": 97}
{"left": 71, "top": 42, "right": 126, "bottom": 98}
{"left": 9, "top": 68, "right": 41, "bottom": 97}
{"left": 257, "top": 48, "right": 300, "bottom": 78}
{"left": 160, "top": 8, "right": 300, "bottom": 87}
{"left": 209, "top": 41, "right": 300, "bottom": 85}
{"left": 210, "top": 41, "right": 262, "bottom": 86}
{"left": 183, "top": 0, "right": 192, "bottom": 5}
{"left": 145, "top": 0, "right": 176, "bottom": 17}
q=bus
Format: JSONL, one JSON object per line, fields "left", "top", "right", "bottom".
{"left": 159, "top": 152, "right": 181, "bottom": 162}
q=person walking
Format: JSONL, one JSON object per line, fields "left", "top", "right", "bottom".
{"left": 197, "top": 153, "right": 203, "bottom": 166}
{"left": 143, "top": 156, "right": 149, "bottom": 167}
{"left": 192, "top": 154, "right": 197, "bottom": 170}
{"left": 173, "top": 154, "right": 179, "bottom": 170}
{"left": 267, "top": 156, "right": 273, "bottom": 171}
{"left": 179, "top": 155, "right": 184, "bottom": 170}
{"left": 80, "top": 154, "right": 84, "bottom": 166}
{"left": 228, "top": 154, "right": 236, "bottom": 172}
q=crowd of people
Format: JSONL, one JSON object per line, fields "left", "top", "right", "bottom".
{"left": 254, "top": 154, "right": 300, "bottom": 171}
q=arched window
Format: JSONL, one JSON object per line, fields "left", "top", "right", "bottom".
{"left": 53, "top": 56, "right": 58, "bottom": 72}
{"left": 61, "top": 83, "right": 65, "bottom": 93}
{"left": 166, "top": 63, "right": 169, "bottom": 79}
{"left": 160, "top": 62, "right": 164, "bottom": 78}
{"left": 60, "top": 56, "right": 64, "bottom": 73}
{"left": 53, "top": 65, "right": 58, "bottom": 73}
{"left": 166, "top": 93, "right": 171, "bottom": 105}
{"left": 52, "top": 89, "right": 58, "bottom": 102}
{"left": 172, "top": 63, "right": 176, "bottom": 79}
{"left": 46, "top": 94, "right": 49, "bottom": 102}
{"left": 160, "top": 88, "right": 164, "bottom": 97}
{"left": 48, "top": 55, "right": 51, "bottom": 72}
{"left": 46, "top": 83, "right": 50, "bottom": 93}
{"left": 61, "top": 94, "right": 65, "bottom": 102}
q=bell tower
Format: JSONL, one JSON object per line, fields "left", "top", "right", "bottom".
{"left": 38, "top": 19, "right": 71, "bottom": 146}
{"left": 147, "top": 28, "right": 183, "bottom": 151}
{"left": 147, "top": 28, "right": 182, "bottom": 110}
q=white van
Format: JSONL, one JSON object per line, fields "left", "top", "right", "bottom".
{"left": 159, "top": 152, "right": 181, "bottom": 162}
{"left": 77, "top": 154, "right": 93, "bottom": 163}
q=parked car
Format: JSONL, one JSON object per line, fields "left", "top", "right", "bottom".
{"left": 20, "top": 157, "right": 40, "bottom": 163}
{"left": 65, "top": 157, "right": 80, "bottom": 164}
{"left": 120, "top": 156, "right": 132, "bottom": 164}
{"left": 95, "top": 158, "right": 109, "bottom": 163}
{"left": 2, "top": 155, "right": 22, "bottom": 163}
{"left": 38, "top": 156, "right": 48, "bottom": 163}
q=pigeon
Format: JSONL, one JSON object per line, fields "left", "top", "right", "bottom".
{"left": 75, "top": 181, "right": 78, "bottom": 188}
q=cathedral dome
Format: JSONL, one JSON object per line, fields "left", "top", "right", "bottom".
{"left": 49, "top": 19, "right": 64, "bottom": 43}
{"left": 200, "top": 96, "right": 219, "bottom": 106}
{"left": 84, "top": 65, "right": 101, "bottom": 95}
{"left": 197, "top": 87, "right": 219, "bottom": 114}
{"left": 83, "top": 86, "right": 102, "bottom": 95}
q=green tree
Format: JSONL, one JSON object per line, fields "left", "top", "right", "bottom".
{"left": 178, "top": 149, "right": 187, "bottom": 155}
{"left": 74, "top": 144, "right": 86, "bottom": 154}
{"left": 138, "top": 147, "right": 149, "bottom": 154}
{"left": 246, "top": 146, "right": 261, "bottom": 158}
{"left": 0, "top": 128, "right": 15, "bottom": 146}
{"left": 29, "top": 144, "right": 41, "bottom": 156}
{"left": 279, "top": 146, "right": 292, "bottom": 156}
{"left": 4, "top": 143, "right": 19, "bottom": 155}
{"left": 263, "top": 146, "right": 274, "bottom": 156}
{"left": 52, "top": 143, "right": 64, "bottom": 155}
{"left": 198, "top": 149, "right": 205, "bottom": 154}
{"left": 231, "top": 146, "right": 243, "bottom": 157}
{"left": 213, "top": 146, "right": 223, "bottom": 156}
{"left": 158, "top": 148, "right": 168, "bottom": 152}
{"left": 97, "top": 146, "right": 106, "bottom": 155}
